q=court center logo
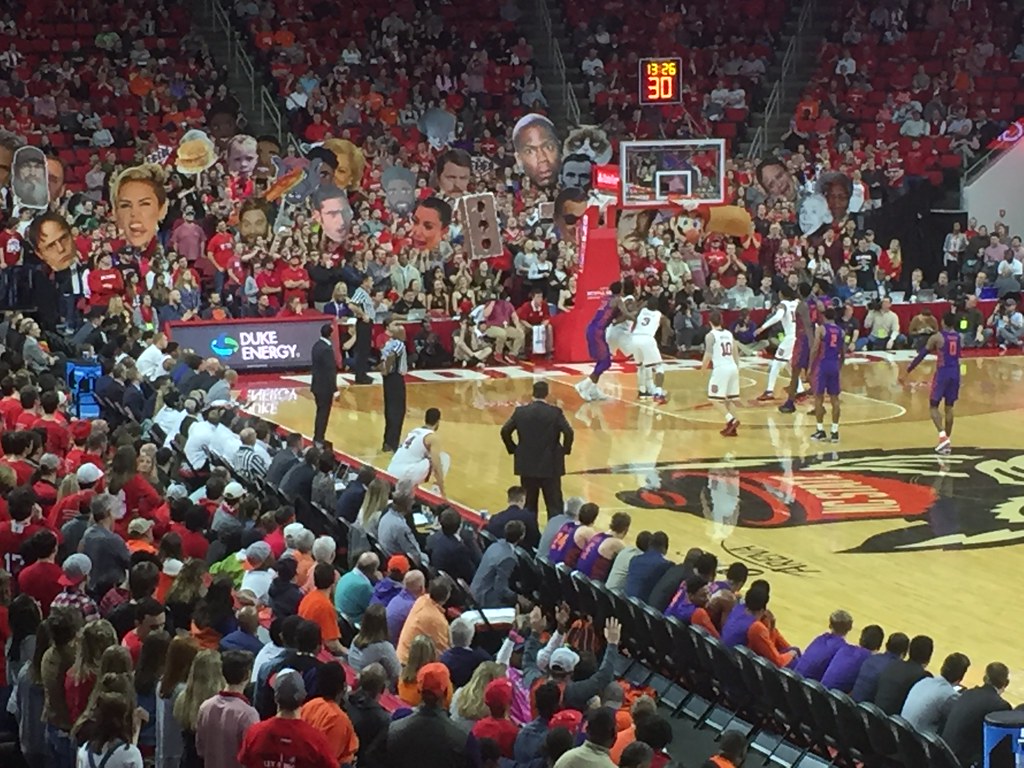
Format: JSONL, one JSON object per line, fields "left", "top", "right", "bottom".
{"left": 576, "top": 449, "right": 1024, "bottom": 552}
{"left": 210, "top": 334, "right": 239, "bottom": 358}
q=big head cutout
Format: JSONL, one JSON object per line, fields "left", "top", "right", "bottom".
{"left": 412, "top": 196, "right": 452, "bottom": 251}
{"left": 560, "top": 153, "right": 594, "bottom": 191}
{"left": 27, "top": 212, "right": 77, "bottom": 271}
{"left": 312, "top": 184, "right": 353, "bottom": 244}
{"left": 176, "top": 129, "right": 217, "bottom": 175}
{"left": 226, "top": 134, "right": 259, "bottom": 180}
{"left": 46, "top": 156, "right": 66, "bottom": 203}
{"left": 238, "top": 197, "right": 272, "bottom": 244}
{"left": 0, "top": 130, "right": 22, "bottom": 189}
{"left": 12, "top": 146, "right": 49, "bottom": 210}
{"left": 321, "top": 139, "right": 366, "bottom": 191}
{"left": 563, "top": 125, "right": 613, "bottom": 165}
{"left": 554, "top": 187, "right": 589, "bottom": 241}
{"left": 513, "top": 114, "right": 561, "bottom": 189}
{"left": 111, "top": 163, "right": 169, "bottom": 249}
{"left": 435, "top": 149, "right": 473, "bottom": 198}
{"left": 419, "top": 108, "right": 458, "bottom": 150}
{"left": 381, "top": 165, "right": 417, "bottom": 214}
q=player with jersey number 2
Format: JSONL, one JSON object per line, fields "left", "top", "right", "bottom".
{"left": 906, "top": 312, "right": 961, "bottom": 454}
{"left": 809, "top": 307, "right": 844, "bottom": 443}
{"left": 703, "top": 310, "right": 741, "bottom": 436}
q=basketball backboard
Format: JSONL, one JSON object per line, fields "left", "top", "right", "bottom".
{"left": 620, "top": 139, "right": 726, "bottom": 207}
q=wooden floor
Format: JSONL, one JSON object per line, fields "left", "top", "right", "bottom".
{"left": 264, "top": 352, "right": 1024, "bottom": 700}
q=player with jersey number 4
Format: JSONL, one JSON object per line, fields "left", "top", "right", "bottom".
{"left": 703, "top": 310, "right": 741, "bottom": 436}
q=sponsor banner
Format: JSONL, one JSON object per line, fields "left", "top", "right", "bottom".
{"left": 167, "top": 316, "right": 330, "bottom": 372}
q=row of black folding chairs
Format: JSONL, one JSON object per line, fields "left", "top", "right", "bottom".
{"left": 511, "top": 553, "right": 961, "bottom": 768}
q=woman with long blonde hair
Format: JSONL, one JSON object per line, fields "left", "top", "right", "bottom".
{"left": 879, "top": 237, "right": 903, "bottom": 287}
{"left": 64, "top": 620, "right": 117, "bottom": 725}
{"left": 356, "top": 478, "right": 390, "bottom": 535}
{"left": 71, "top": 671, "right": 137, "bottom": 744}
{"left": 450, "top": 661, "right": 507, "bottom": 729}
{"left": 156, "top": 636, "right": 199, "bottom": 768}
{"left": 55, "top": 473, "right": 80, "bottom": 503}
{"left": 173, "top": 649, "right": 224, "bottom": 768}
{"left": 398, "top": 635, "right": 448, "bottom": 706}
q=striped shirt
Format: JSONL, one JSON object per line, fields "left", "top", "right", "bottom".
{"left": 382, "top": 338, "right": 408, "bottom": 375}
{"left": 349, "top": 287, "right": 374, "bottom": 320}
{"left": 51, "top": 588, "right": 100, "bottom": 623}
{"left": 233, "top": 444, "right": 269, "bottom": 483}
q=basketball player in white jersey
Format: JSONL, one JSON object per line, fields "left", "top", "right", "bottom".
{"left": 631, "top": 297, "right": 668, "bottom": 404}
{"left": 605, "top": 278, "right": 638, "bottom": 360}
{"left": 703, "top": 310, "right": 741, "bottom": 436}
{"left": 753, "top": 286, "right": 806, "bottom": 400}
{"left": 386, "top": 407, "right": 451, "bottom": 498}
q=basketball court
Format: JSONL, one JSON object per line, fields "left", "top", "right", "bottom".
{"left": 255, "top": 350, "right": 1024, "bottom": 699}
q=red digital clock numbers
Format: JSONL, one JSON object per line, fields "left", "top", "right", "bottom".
{"left": 639, "top": 57, "right": 682, "bottom": 105}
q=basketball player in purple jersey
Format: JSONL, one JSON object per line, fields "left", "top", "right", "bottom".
{"left": 779, "top": 284, "right": 819, "bottom": 413}
{"left": 576, "top": 281, "right": 626, "bottom": 402}
{"left": 906, "top": 312, "right": 961, "bottom": 454}
{"left": 810, "top": 307, "right": 844, "bottom": 442}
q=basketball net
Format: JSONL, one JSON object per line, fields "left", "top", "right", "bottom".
{"left": 664, "top": 194, "right": 702, "bottom": 212}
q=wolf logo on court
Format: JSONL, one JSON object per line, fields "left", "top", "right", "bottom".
{"left": 578, "top": 449, "right": 1024, "bottom": 553}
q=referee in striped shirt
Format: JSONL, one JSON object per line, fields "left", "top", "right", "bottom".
{"left": 347, "top": 272, "right": 375, "bottom": 384}
{"left": 380, "top": 318, "right": 409, "bottom": 452}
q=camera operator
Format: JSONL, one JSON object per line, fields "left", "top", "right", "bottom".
{"left": 987, "top": 297, "right": 1024, "bottom": 350}
{"left": 856, "top": 297, "right": 906, "bottom": 351}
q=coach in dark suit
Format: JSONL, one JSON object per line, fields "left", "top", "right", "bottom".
{"left": 310, "top": 323, "right": 338, "bottom": 445}
{"left": 940, "top": 662, "right": 1012, "bottom": 767}
{"left": 500, "top": 380, "right": 573, "bottom": 520}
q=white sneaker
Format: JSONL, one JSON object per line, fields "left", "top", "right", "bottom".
{"left": 591, "top": 386, "right": 610, "bottom": 401}
{"left": 936, "top": 436, "right": 951, "bottom": 453}
{"left": 574, "top": 380, "right": 593, "bottom": 401}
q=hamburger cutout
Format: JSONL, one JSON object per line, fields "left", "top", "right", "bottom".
{"left": 176, "top": 130, "right": 217, "bottom": 175}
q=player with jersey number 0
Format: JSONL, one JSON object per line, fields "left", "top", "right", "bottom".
{"left": 703, "top": 310, "right": 741, "bottom": 437}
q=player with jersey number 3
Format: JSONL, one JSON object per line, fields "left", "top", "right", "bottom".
{"left": 703, "top": 310, "right": 741, "bottom": 436}
{"left": 386, "top": 408, "right": 451, "bottom": 498}
{"left": 632, "top": 297, "right": 668, "bottom": 404}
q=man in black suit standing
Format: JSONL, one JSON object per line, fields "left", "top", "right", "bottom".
{"left": 500, "top": 380, "right": 573, "bottom": 520}
{"left": 310, "top": 323, "right": 338, "bottom": 445}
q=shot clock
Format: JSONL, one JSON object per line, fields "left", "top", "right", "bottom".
{"left": 639, "top": 57, "right": 682, "bottom": 105}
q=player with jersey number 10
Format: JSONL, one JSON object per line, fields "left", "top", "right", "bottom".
{"left": 703, "top": 310, "right": 741, "bottom": 437}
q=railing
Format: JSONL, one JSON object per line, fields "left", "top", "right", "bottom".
{"left": 534, "top": 0, "right": 581, "bottom": 127}
{"left": 203, "top": 0, "right": 292, "bottom": 145}
{"left": 748, "top": 0, "right": 819, "bottom": 158}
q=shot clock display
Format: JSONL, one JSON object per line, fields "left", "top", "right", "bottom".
{"left": 639, "top": 57, "right": 682, "bottom": 105}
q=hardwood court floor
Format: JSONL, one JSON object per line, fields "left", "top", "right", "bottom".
{"left": 265, "top": 353, "right": 1024, "bottom": 699}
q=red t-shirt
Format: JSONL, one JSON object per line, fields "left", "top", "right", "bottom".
{"left": 264, "top": 528, "right": 286, "bottom": 559}
{"left": 280, "top": 266, "right": 310, "bottom": 303}
{"left": 17, "top": 560, "right": 63, "bottom": 615}
{"left": 0, "top": 520, "right": 52, "bottom": 577}
{"left": 122, "top": 628, "right": 143, "bottom": 664}
{"left": 0, "top": 458, "right": 34, "bottom": 486}
{"left": 0, "top": 231, "right": 22, "bottom": 267}
{"left": 33, "top": 417, "right": 71, "bottom": 457}
{"left": 172, "top": 523, "right": 210, "bottom": 560}
{"left": 256, "top": 272, "right": 283, "bottom": 308}
{"left": 0, "top": 397, "right": 22, "bottom": 430}
{"left": 238, "top": 716, "right": 337, "bottom": 768}
{"left": 87, "top": 268, "right": 126, "bottom": 307}
{"left": 207, "top": 233, "right": 235, "bottom": 271}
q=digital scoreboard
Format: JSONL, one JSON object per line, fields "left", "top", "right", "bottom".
{"left": 638, "top": 57, "right": 683, "bottom": 105}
